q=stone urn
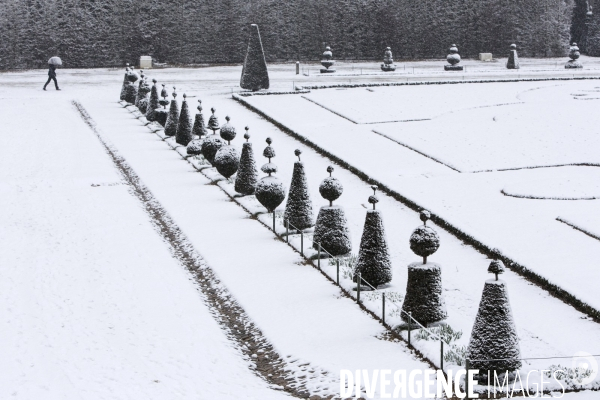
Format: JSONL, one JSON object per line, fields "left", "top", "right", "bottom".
{"left": 565, "top": 43, "right": 583, "bottom": 69}
{"left": 381, "top": 47, "right": 396, "bottom": 72}
{"left": 320, "top": 46, "right": 336, "bottom": 73}
{"left": 444, "top": 44, "right": 463, "bottom": 71}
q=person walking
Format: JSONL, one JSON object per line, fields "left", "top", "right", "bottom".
{"left": 43, "top": 64, "right": 60, "bottom": 91}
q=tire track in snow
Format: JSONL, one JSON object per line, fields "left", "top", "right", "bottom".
{"left": 72, "top": 100, "right": 336, "bottom": 400}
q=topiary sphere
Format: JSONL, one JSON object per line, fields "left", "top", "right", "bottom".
{"left": 488, "top": 259, "right": 506, "bottom": 276}
{"left": 220, "top": 116, "right": 236, "bottom": 143}
{"left": 126, "top": 71, "right": 139, "bottom": 83}
{"left": 187, "top": 138, "right": 204, "bottom": 155}
{"left": 263, "top": 138, "right": 276, "bottom": 159}
{"left": 255, "top": 176, "right": 286, "bottom": 212}
{"left": 319, "top": 177, "right": 343, "bottom": 203}
{"left": 410, "top": 225, "right": 440, "bottom": 259}
{"left": 214, "top": 146, "right": 240, "bottom": 178}
{"left": 201, "top": 135, "right": 225, "bottom": 165}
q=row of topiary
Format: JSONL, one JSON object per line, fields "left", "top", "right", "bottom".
{"left": 119, "top": 67, "right": 521, "bottom": 378}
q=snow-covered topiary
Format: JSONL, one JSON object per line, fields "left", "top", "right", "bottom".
{"left": 381, "top": 47, "right": 396, "bottom": 72}
{"left": 192, "top": 100, "right": 208, "bottom": 138}
{"left": 164, "top": 88, "right": 180, "bottom": 137}
{"left": 410, "top": 226, "right": 440, "bottom": 264}
{"left": 444, "top": 44, "right": 463, "bottom": 71}
{"left": 255, "top": 137, "right": 285, "bottom": 212}
{"left": 240, "top": 24, "right": 270, "bottom": 91}
{"left": 467, "top": 268, "right": 521, "bottom": 374}
{"left": 488, "top": 259, "right": 506, "bottom": 280}
{"left": 214, "top": 145, "right": 240, "bottom": 179}
{"left": 234, "top": 127, "right": 259, "bottom": 195}
{"left": 207, "top": 107, "right": 220, "bottom": 134}
{"left": 120, "top": 65, "right": 130, "bottom": 100}
{"left": 401, "top": 211, "right": 446, "bottom": 325}
{"left": 353, "top": 186, "right": 392, "bottom": 287}
{"left": 135, "top": 77, "right": 151, "bottom": 114}
{"left": 176, "top": 93, "right": 193, "bottom": 146}
{"left": 319, "top": 166, "right": 343, "bottom": 206}
{"left": 220, "top": 116, "right": 237, "bottom": 143}
{"left": 312, "top": 206, "right": 352, "bottom": 256}
{"left": 145, "top": 79, "right": 160, "bottom": 122}
{"left": 312, "top": 165, "right": 351, "bottom": 256}
{"left": 283, "top": 149, "right": 314, "bottom": 230}
{"left": 201, "top": 135, "right": 225, "bottom": 166}
{"left": 400, "top": 262, "right": 447, "bottom": 325}
{"left": 565, "top": 43, "right": 583, "bottom": 69}
{"left": 123, "top": 70, "right": 139, "bottom": 104}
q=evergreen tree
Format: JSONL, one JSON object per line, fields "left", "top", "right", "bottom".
{"left": 234, "top": 127, "right": 259, "bottom": 196}
{"left": 145, "top": 79, "right": 160, "bottom": 122}
{"left": 176, "top": 93, "right": 193, "bottom": 146}
{"left": 164, "top": 87, "right": 180, "bottom": 137}
{"left": 467, "top": 260, "right": 521, "bottom": 375}
{"left": 353, "top": 186, "right": 392, "bottom": 288}
{"left": 123, "top": 70, "right": 139, "bottom": 104}
{"left": 240, "top": 24, "right": 269, "bottom": 91}
{"left": 312, "top": 166, "right": 352, "bottom": 256}
{"left": 283, "top": 149, "right": 314, "bottom": 230}
{"left": 120, "top": 64, "right": 130, "bottom": 100}
{"left": 135, "top": 77, "right": 151, "bottom": 113}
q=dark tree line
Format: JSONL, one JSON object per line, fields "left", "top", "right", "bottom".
{"left": 0, "top": 0, "right": 577, "bottom": 70}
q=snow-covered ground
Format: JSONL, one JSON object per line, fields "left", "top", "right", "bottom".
{"left": 3, "top": 61, "right": 600, "bottom": 398}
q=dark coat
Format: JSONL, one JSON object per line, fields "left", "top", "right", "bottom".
{"left": 48, "top": 65, "right": 57, "bottom": 78}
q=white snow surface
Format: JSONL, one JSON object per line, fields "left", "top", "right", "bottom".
{"left": 3, "top": 64, "right": 600, "bottom": 398}
{"left": 0, "top": 95, "right": 290, "bottom": 399}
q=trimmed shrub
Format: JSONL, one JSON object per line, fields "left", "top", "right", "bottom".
{"left": 176, "top": 93, "right": 193, "bottom": 146}
{"left": 284, "top": 149, "right": 314, "bottom": 230}
{"left": 401, "top": 262, "right": 447, "bottom": 325}
{"left": 145, "top": 79, "right": 160, "bottom": 122}
{"left": 207, "top": 108, "right": 220, "bottom": 134}
{"left": 255, "top": 137, "right": 285, "bottom": 212}
{"left": 164, "top": 89, "right": 180, "bottom": 137}
{"left": 192, "top": 100, "right": 208, "bottom": 138}
{"left": 240, "top": 24, "right": 270, "bottom": 91}
{"left": 312, "top": 206, "right": 352, "bottom": 256}
{"left": 220, "top": 116, "right": 237, "bottom": 143}
{"left": 214, "top": 145, "right": 240, "bottom": 178}
{"left": 234, "top": 127, "right": 259, "bottom": 195}
{"left": 201, "top": 135, "right": 225, "bottom": 166}
{"left": 467, "top": 278, "right": 521, "bottom": 374}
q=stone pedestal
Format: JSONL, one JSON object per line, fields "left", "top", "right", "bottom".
{"left": 140, "top": 56, "right": 152, "bottom": 69}
{"left": 320, "top": 46, "right": 336, "bottom": 73}
{"left": 479, "top": 53, "right": 492, "bottom": 61}
{"left": 401, "top": 262, "right": 447, "bottom": 325}
{"left": 444, "top": 65, "right": 463, "bottom": 71}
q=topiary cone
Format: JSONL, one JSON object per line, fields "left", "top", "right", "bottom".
{"left": 192, "top": 100, "right": 208, "bottom": 138}
{"left": 176, "top": 94, "right": 193, "bottom": 146}
{"left": 164, "top": 88, "right": 180, "bottom": 137}
{"left": 145, "top": 79, "right": 159, "bottom": 122}
{"left": 283, "top": 149, "right": 314, "bottom": 230}
{"left": 353, "top": 187, "right": 392, "bottom": 288}
{"left": 467, "top": 264, "right": 521, "bottom": 375}
{"left": 234, "top": 127, "right": 259, "bottom": 195}
{"left": 240, "top": 24, "right": 270, "bottom": 91}
{"left": 120, "top": 66, "right": 130, "bottom": 100}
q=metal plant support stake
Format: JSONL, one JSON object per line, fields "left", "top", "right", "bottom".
{"left": 318, "top": 243, "right": 321, "bottom": 268}
{"left": 357, "top": 273, "right": 361, "bottom": 303}
{"left": 273, "top": 212, "right": 276, "bottom": 232}
{"left": 300, "top": 231, "right": 304, "bottom": 256}
{"left": 336, "top": 259, "right": 340, "bottom": 285}
{"left": 465, "top": 358, "right": 470, "bottom": 399}
{"left": 382, "top": 292, "right": 386, "bottom": 324}
{"left": 286, "top": 219, "right": 289, "bottom": 243}
{"left": 408, "top": 312, "right": 412, "bottom": 346}
{"left": 440, "top": 340, "right": 444, "bottom": 370}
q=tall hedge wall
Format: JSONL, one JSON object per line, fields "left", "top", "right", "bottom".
{"left": 0, "top": 0, "right": 575, "bottom": 70}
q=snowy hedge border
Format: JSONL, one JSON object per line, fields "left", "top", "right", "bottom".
{"left": 556, "top": 217, "right": 600, "bottom": 243}
{"left": 297, "top": 76, "right": 600, "bottom": 91}
{"left": 237, "top": 89, "right": 310, "bottom": 97}
{"left": 501, "top": 189, "right": 599, "bottom": 201}
{"left": 233, "top": 93, "right": 600, "bottom": 322}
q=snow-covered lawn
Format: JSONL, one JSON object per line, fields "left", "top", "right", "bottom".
{"left": 3, "top": 63, "right": 600, "bottom": 398}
